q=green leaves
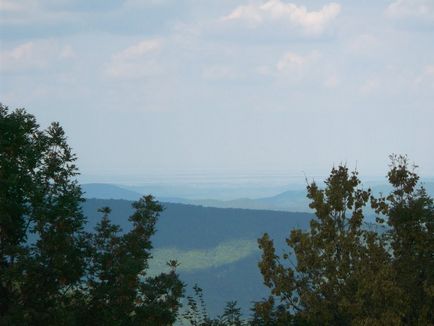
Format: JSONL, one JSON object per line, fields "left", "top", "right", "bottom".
{"left": 1, "top": 105, "right": 184, "bottom": 325}
{"left": 1, "top": 104, "right": 86, "bottom": 324}
{"left": 379, "top": 155, "right": 434, "bottom": 324}
{"left": 255, "top": 159, "right": 433, "bottom": 325}
{"left": 82, "top": 196, "right": 184, "bottom": 325}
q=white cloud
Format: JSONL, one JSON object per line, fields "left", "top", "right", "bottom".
{"left": 0, "top": 41, "right": 74, "bottom": 72}
{"left": 277, "top": 52, "right": 306, "bottom": 71}
{"left": 107, "top": 39, "right": 163, "bottom": 79}
{"left": 223, "top": 4, "right": 263, "bottom": 25}
{"left": 254, "top": 50, "right": 323, "bottom": 83}
{"left": 1, "top": 42, "right": 34, "bottom": 61}
{"left": 386, "top": 0, "right": 434, "bottom": 20}
{"left": 276, "top": 50, "right": 319, "bottom": 73}
{"left": 222, "top": 1, "right": 341, "bottom": 34}
{"left": 113, "top": 39, "right": 162, "bottom": 61}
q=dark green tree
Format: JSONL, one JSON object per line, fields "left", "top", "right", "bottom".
{"left": 0, "top": 105, "right": 86, "bottom": 324}
{"left": 182, "top": 284, "right": 213, "bottom": 326}
{"left": 218, "top": 301, "right": 244, "bottom": 326}
{"left": 251, "top": 295, "right": 300, "bottom": 325}
{"left": 81, "top": 199, "right": 184, "bottom": 325}
{"left": 255, "top": 164, "right": 405, "bottom": 325}
{"left": 0, "top": 104, "right": 184, "bottom": 325}
{"left": 372, "top": 155, "right": 434, "bottom": 324}
{"left": 181, "top": 286, "right": 246, "bottom": 326}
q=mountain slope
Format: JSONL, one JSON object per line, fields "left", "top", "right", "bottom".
{"left": 81, "top": 183, "right": 142, "bottom": 200}
{"left": 81, "top": 181, "right": 434, "bottom": 215}
{"left": 82, "top": 199, "right": 313, "bottom": 316}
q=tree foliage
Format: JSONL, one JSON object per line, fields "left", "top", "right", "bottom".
{"left": 372, "top": 155, "right": 434, "bottom": 324}
{"left": 255, "top": 158, "right": 433, "bottom": 325}
{"left": 81, "top": 199, "right": 184, "bottom": 325}
{"left": 182, "top": 285, "right": 246, "bottom": 326}
{"left": 2, "top": 104, "right": 433, "bottom": 325}
{"left": 0, "top": 105, "right": 86, "bottom": 324}
{"left": 0, "top": 105, "right": 184, "bottom": 325}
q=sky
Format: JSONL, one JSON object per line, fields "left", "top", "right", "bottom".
{"left": 1, "top": 0, "right": 434, "bottom": 182}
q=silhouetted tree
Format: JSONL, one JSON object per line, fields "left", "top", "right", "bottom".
{"left": 182, "top": 286, "right": 247, "bottom": 326}
{"left": 255, "top": 164, "right": 408, "bottom": 325}
{"left": 182, "top": 284, "right": 213, "bottom": 326}
{"left": 0, "top": 104, "right": 184, "bottom": 325}
{"left": 81, "top": 199, "right": 184, "bottom": 325}
{"left": 218, "top": 301, "right": 244, "bottom": 326}
{"left": 0, "top": 104, "right": 86, "bottom": 324}
{"left": 372, "top": 155, "right": 434, "bottom": 324}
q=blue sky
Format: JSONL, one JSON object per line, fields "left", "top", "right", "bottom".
{"left": 1, "top": 0, "right": 434, "bottom": 180}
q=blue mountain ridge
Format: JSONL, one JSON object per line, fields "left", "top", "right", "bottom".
{"left": 82, "top": 199, "right": 313, "bottom": 317}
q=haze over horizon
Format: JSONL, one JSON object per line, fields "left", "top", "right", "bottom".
{"left": 2, "top": 0, "right": 434, "bottom": 177}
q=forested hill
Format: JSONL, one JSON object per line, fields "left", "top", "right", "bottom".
{"left": 82, "top": 199, "right": 313, "bottom": 249}
{"left": 81, "top": 182, "right": 434, "bottom": 220}
{"left": 82, "top": 199, "right": 313, "bottom": 316}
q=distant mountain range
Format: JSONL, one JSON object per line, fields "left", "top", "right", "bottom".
{"left": 82, "top": 183, "right": 143, "bottom": 201}
{"left": 81, "top": 183, "right": 310, "bottom": 212}
{"left": 82, "top": 199, "right": 313, "bottom": 317}
{"left": 81, "top": 179, "right": 414, "bottom": 317}
{"left": 82, "top": 181, "right": 434, "bottom": 215}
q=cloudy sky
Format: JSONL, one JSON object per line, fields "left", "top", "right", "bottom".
{"left": 1, "top": 0, "right": 434, "bottom": 180}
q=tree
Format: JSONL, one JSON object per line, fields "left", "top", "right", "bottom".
{"left": 250, "top": 289, "right": 302, "bottom": 325}
{"left": 81, "top": 199, "right": 184, "bottom": 325}
{"left": 255, "top": 164, "right": 407, "bottom": 325}
{"left": 181, "top": 285, "right": 246, "bottom": 326}
{"left": 218, "top": 301, "right": 244, "bottom": 326}
{"left": 182, "top": 284, "right": 213, "bottom": 326}
{"left": 0, "top": 104, "right": 184, "bottom": 325}
{"left": 0, "top": 105, "right": 86, "bottom": 324}
{"left": 372, "top": 155, "right": 434, "bottom": 324}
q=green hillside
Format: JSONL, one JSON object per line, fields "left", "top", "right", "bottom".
{"left": 82, "top": 199, "right": 313, "bottom": 316}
